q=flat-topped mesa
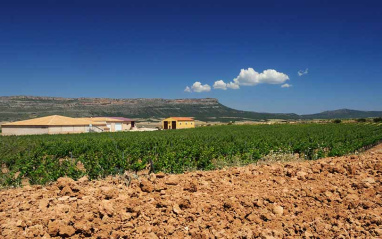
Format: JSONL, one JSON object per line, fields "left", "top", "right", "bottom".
{"left": 0, "top": 96, "right": 220, "bottom": 105}
{"left": 168, "top": 98, "right": 219, "bottom": 104}
{"left": 0, "top": 96, "right": 228, "bottom": 122}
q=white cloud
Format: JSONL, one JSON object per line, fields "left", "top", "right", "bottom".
{"left": 232, "top": 68, "right": 289, "bottom": 86}
{"left": 191, "top": 81, "right": 211, "bottom": 93}
{"left": 213, "top": 80, "right": 227, "bottom": 90}
{"left": 184, "top": 68, "right": 289, "bottom": 92}
{"left": 298, "top": 68, "right": 308, "bottom": 76}
{"left": 227, "top": 82, "right": 240, "bottom": 89}
{"left": 213, "top": 80, "right": 240, "bottom": 90}
{"left": 281, "top": 83, "right": 292, "bottom": 88}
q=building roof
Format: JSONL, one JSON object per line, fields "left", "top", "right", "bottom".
{"left": 2, "top": 115, "right": 105, "bottom": 127}
{"left": 108, "top": 117, "right": 134, "bottom": 122}
{"left": 164, "top": 117, "right": 194, "bottom": 121}
{"left": 80, "top": 117, "right": 134, "bottom": 122}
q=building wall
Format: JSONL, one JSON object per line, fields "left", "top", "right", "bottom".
{"left": 122, "top": 122, "right": 132, "bottom": 131}
{"left": 2, "top": 126, "right": 49, "bottom": 136}
{"left": 90, "top": 126, "right": 104, "bottom": 132}
{"left": 48, "top": 126, "right": 88, "bottom": 134}
{"left": 48, "top": 126, "right": 66, "bottom": 134}
{"left": 162, "top": 118, "right": 175, "bottom": 129}
{"left": 106, "top": 122, "right": 132, "bottom": 132}
{"left": 162, "top": 120, "right": 172, "bottom": 129}
{"left": 177, "top": 121, "right": 195, "bottom": 129}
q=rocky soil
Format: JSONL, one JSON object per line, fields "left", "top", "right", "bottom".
{"left": 1, "top": 145, "right": 382, "bottom": 238}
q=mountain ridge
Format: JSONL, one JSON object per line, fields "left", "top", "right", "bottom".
{"left": 0, "top": 96, "right": 381, "bottom": 122}
{"left": 302, "top": 108, "right": 382, "bottom": 119}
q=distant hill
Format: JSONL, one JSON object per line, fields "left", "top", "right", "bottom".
{"left": 302, "top": 109, "right": 382, "bottom": 120}
{"left": 0, "top": 96, "right": 381, "bottom": 122}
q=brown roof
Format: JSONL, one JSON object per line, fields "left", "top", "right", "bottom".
{"left": 166, "top": 117, "right": 194, "bottom": 121}
{"left": 80, "top": 117, "right": 132, "bottom": 123}
{"left": 2, "top": 115, "right": 105, "bottom": 127}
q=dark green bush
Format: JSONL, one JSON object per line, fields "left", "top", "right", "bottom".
{"left": 357, "top": 118, "right": 367, "bottom": 123}
{"left": 374, "top": 117, "right": 382, "bottom": 123}
{"left": 333, "top": 119, "right": 342, "bottom": 123}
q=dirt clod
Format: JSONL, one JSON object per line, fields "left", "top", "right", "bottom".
{"left": 272, "top": 205, "right": 284, "bottom": 216}
{"left": 140, "top": 179, "right": 154, "bottom": 193}
{"left": 165, "top": 175, "right": 179, "bottom": 185}
{"left": 59, "top": 225, "right": 76, "bottom": 237}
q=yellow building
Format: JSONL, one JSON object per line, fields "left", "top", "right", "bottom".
{"left": 162, "top": 117, "right": 195, "bottom": 129}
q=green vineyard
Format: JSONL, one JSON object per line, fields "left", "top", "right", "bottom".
{"left": 1, "top": 123, "right": 382, "bottom": 187}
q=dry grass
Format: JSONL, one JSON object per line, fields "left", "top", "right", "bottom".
{"left": 256, "top": 151, "right": 304, "bottom": 165}
{"left": 211, "top": 151, "right": 304, "bottom": 170}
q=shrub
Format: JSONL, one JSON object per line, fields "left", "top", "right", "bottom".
{"left": 333, "top": 119, "right": 342, "bottom": 124}
{"left": 357, "top": 118, "right": 366, "bottom": 123}
{"left": 374, "top": 117, "right": 382, "bottom": 123}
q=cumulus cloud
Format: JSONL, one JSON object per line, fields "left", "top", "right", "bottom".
{"left": 213, "top": 80, "right": 240, "bottom": 90}
{"left": 227, "top": 82, "right": 240, "bottom": 89}
{"left": 281, "top": 83, "right": 292, "bottom": 88}
{"left": 192, "top": 82, "right": 211, "bottom": 92}
{"left": 184, "top": 68, "right": 289, "bottom": 92}
{"left": 298, "top": 68, "right": 308, "bottom": 76}
{"left": 185, "top": 81, "right": 211, "bottom": 93}
{"left": 211, "top": 68, "right": 288, "bottom": 91}
{"left": 231, "top": 68, "right": 289, "bottom": 86}
{"left": 213, "top": 80, "right": 227, "bottom": 90}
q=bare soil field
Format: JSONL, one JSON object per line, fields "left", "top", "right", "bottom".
{"left": 1, "top": 145, "right": 381, "bottom": 238}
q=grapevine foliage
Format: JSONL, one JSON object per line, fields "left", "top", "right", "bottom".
{"left": 1, "top": 123, "right": 382, "bottom": 187}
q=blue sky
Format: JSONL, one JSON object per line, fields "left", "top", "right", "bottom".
{"left": 0, "top": 0, "right": 381, "bottom": 114}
